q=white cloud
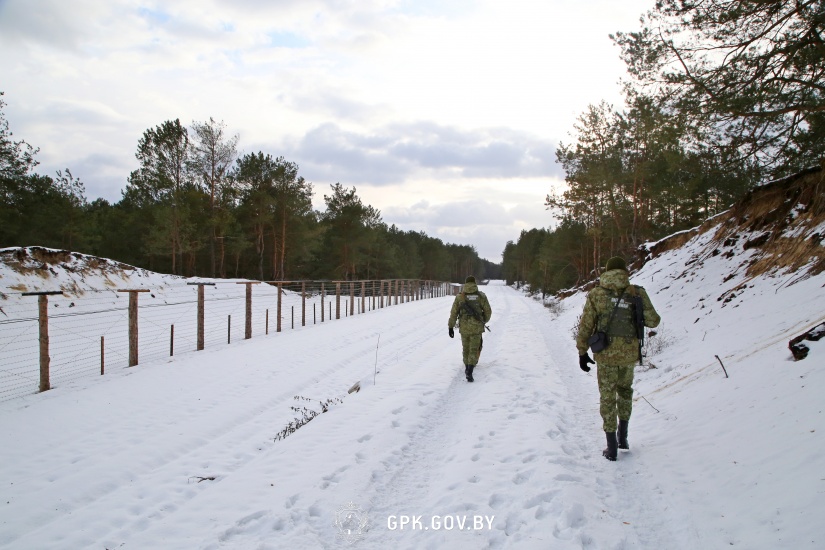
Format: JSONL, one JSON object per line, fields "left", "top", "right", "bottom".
{"left": 376, "top": 176, "right": 557, "bottom": 262}
{"left": 0, "top": 0, "right": 650, "bottom": 261}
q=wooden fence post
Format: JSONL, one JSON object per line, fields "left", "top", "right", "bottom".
{"left": 118, "top": 289, "right": 150, "bottom": 367}
{"left": 187, "top": 282, "right": 215, "bottom": 351}
{"left": 22, "top": 291, "right": 62, "bottom": 392}
{"left": 277, "top": 283, "right": 283, "bottom": 332}
{"left": 37, "top": 294, "right": 51, "bottom": 391}
{"left": 336, "top": 282, "right": 341, "bottom": 320}
{"left": 100, "top": 335, "right": 104, "bottom": 375}
{"left": 236, "top": 281, "right": 260, "bottom": 339}
{"left": 361, "top": 281, "right": 366, "bottom": 313}
{"left": 321, "top": 282, "right": 325, "bottom": 322}
{"left": 302, "top": 282, "right": 306, "bottom": 327}
{"left": 350, "top": 282, "right": 355, "bottom": 316}
{"left": 198, "top": 285, "right": 204, "bottom": 348}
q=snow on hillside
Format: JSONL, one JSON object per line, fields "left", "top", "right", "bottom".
{"left": 0, "top": 247, "right": 401, "bottom": 402}
{"left": 0, "top": 171, "right": 823, "bottom": 549}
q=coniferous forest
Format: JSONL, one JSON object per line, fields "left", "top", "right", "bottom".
{"left": 0, "top": 105, "right": 498, "bottom": 283}
{"left": 502, "top": 1, "right": 824, "bottom": 294}
{"left": 2, "top": 2, "right": 822, "bottom": 290}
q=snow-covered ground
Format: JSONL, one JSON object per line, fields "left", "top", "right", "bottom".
{"left": 0, "top": 248, "right": 436, "bottom": 402}
{"left": 1, "top": 234, "right": 824, "bottom": 548}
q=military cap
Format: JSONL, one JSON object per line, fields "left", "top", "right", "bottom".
{"left": 605, "top": 256, "right": 627, "bottom": 271}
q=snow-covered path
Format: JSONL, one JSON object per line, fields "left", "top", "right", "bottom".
{"left": 0, "top": 282, "right": 684, "bottom": 549}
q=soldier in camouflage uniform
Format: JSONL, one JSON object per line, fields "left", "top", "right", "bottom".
{"left": 576, "top": 256, "right": 660, "bottom": 461}
{"left": 448, "top": 276, "right": 492, "bottom": 382}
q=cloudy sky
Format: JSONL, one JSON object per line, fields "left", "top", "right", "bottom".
{"left": 0, "top": 0, "right": 651, "bottom": 262}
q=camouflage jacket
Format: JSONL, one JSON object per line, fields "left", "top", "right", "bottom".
{"left": 576, "top": 269, "right": 660, "bottom": 365}
{"left": 448, "top": 281, "right": 492, "bottom": 335}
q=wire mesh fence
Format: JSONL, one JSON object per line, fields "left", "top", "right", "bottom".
{"left": 0, "top": 279, "right": 453, "bottom": 403}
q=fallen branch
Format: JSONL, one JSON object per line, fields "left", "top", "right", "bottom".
{"left": 714, "top": 355, "right": 729, "bottom": 378}
{"left": 640, "top": 395, "right": 660, "bottom": 413}
{"left": 189, "top": 476, "right": 216, "bottom": 483}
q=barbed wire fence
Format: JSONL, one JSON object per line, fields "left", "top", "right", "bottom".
{"left": 0, "top": 279, "right": 457, "bottom": 403}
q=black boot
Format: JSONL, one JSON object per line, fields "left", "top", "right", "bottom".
{"left": 466, "top": 364, "right": 475, "bottom": 382}
{"left": 618, "top": 419, "right": 629, "bottom": 450}
{"left": 602, "top": 431, "right": 618, "bottom": 461}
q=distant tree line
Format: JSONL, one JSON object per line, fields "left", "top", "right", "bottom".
{"left": 504, "top": 0, "right": 823, "bottom": 296}
{"left": 0, "top": 94, "right": 499, "bottom": 282}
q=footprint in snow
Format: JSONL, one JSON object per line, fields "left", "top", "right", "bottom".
{"left": 488, "top": 493, "right": 505, "bottom": 509}
{"left": 512, "top": 470, "right": 534, "bottom": 485}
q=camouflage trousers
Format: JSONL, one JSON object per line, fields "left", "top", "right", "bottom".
{"left": 596, "top": 362, "right": 635, "bottom": 432}
{"left": 460, "top": 332, "right": 483, "bottom": 365}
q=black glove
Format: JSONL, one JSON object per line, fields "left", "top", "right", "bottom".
{"left": 448, "top": 327, "right": 454, "bottom": 338}
{"left": 579, "top": 354, "right": 595, "bottom": 372}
